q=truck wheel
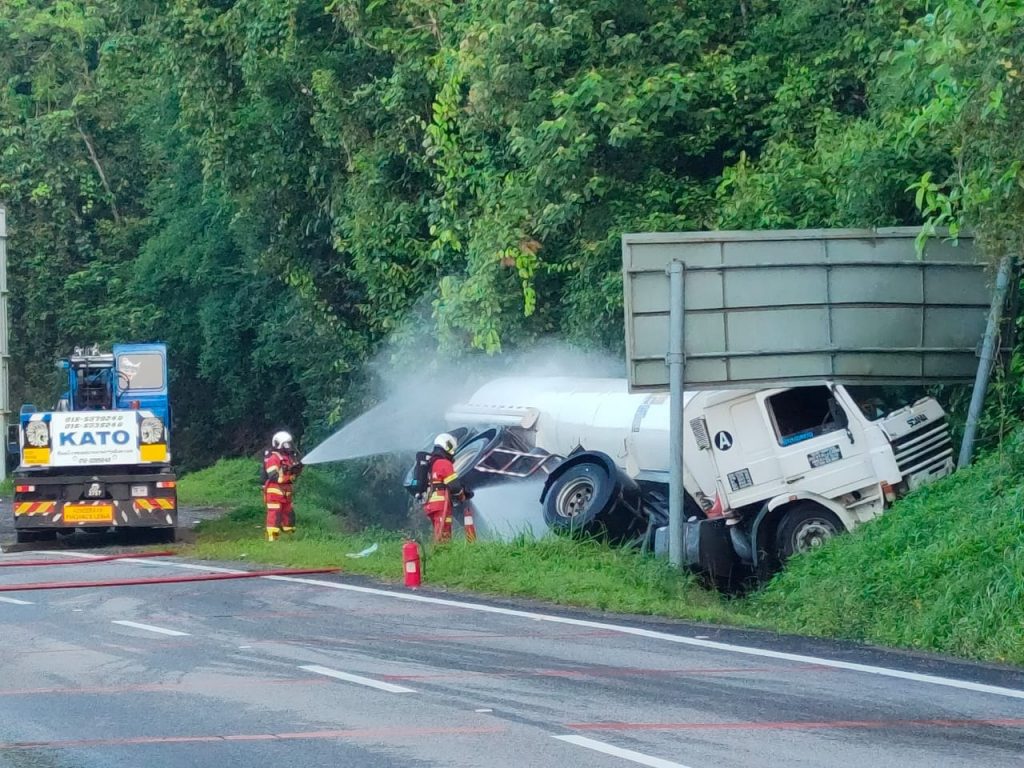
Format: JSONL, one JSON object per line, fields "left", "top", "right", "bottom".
{"left": 775, "top": 504, "right": 842, "bottom": 561}
{"left": 452, "top": 428, "right": 505, "bottom": 488}
{"left": 542, "top": 459, "right": 644, "bottom": 543}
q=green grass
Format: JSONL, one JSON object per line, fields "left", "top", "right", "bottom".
{"left": 188, "top": 503, "right": 732, "bottom": 620}
{"left": 179, "top": 448, "right": 1024, "bottom": 666}
{"left": 177, "top": 457, "right": 263, "bottom": 508}
{"left": 178, "top": 458, "right": 736, "bottom": 624}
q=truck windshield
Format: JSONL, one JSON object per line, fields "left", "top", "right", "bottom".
{"left": 118, "top": 352, "right": 165, "bottom": 390}
{"left": 844, "top": 385, "right": 928, "bottom": 421}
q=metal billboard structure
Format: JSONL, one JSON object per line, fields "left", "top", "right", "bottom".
{"left": 621, "top": 227, "right": 999, "bottom": 567}
{"left": 623, "top": 228, "right": 992, "bottom": 391}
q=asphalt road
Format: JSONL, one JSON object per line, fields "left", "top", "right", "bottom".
{"left": 0, "top": 548, "right": 1021, "bottom": 768}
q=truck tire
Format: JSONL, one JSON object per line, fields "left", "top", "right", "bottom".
{"left": 542, "top": 455, "right": 644, "bottom": 544}
{"left": 451, "top": 428, "right": 502, "bottom": 486}
{"left": 775, "top": 504, "right": 842, "bottom": 561}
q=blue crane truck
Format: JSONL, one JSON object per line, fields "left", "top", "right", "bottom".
{"left": 6, "top": 343, "right": 177, "bottom": 543}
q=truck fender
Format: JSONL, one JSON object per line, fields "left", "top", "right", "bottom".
{"left": 750, "top": 492, "right": 856, "bottom": 566}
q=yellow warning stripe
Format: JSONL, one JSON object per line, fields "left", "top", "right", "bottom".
{"left": 134, "top": 498, "right": 176, "bottom": 511}
{"left": 14, "top": 501, "right": 56, "bottom": 516}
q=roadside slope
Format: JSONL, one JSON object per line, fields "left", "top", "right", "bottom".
{"left": 179, "top": 449, "right": 1023, "bottom": 666}
{"left": 751, "top": 435, "right": 1024, "bottom": 666}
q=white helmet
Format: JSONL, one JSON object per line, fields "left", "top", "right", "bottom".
{"left": 434, "top": 432, "right": 457, "bottom": 454}
{"left": 272, "top": 430, "right": 294, "bottom": 450}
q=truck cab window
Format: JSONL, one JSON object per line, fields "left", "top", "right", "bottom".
{"left": 118, "top": 353, "right": 164, "bottom": 390}
{"left": 767, "top": 387, "right": 847, "bottom": 446}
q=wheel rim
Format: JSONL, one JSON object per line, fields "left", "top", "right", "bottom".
{"left": 554, "top": 477, "right": 595, "bottom": 519}
{"left": 792, "top": 519, "right": 836, "bottom": 553}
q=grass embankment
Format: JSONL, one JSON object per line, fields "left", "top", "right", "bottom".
{"left": 749, "top": 438, "right": 1024, "bottom": 665}
{"left": 179, "top": 448, "right": 1024, "bottom": 666}
{"left": 178, "top": 457, "right": 733, "bottom": 624}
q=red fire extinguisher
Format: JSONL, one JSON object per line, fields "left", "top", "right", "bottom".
{"left": 402, "top": 539, "right": 422, "bottom": 588}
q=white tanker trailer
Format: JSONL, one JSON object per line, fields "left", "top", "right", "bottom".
{"left": 444, "top": 376, "right": 954, "bottom": 581}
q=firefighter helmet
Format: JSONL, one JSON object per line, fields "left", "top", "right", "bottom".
{"left": 434, "top": 432, "right": 457, "bottom": 455}
{"left": 271, "top": 430, "right": 294, "bottom": 451}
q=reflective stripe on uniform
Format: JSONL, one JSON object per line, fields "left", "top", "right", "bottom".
{"left": 443, "top": 473, "right": 458, "bottom": 484}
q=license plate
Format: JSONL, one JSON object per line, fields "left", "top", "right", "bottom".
{"left": 131, "top": 485, "right": 148, "bottom": 498}
{"left": 64, "top": 504, "right": 114, "bottom": 523}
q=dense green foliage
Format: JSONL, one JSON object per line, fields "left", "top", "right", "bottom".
{"left": 3, "top": 1, "right": 1023, "bottom": 467}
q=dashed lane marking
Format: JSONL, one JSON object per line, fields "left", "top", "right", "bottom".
{"left": 300, "top": 664, "right": 416, "bottom": 694}
{"left": 553, "top": 735, "right": 694, "bottom": 768}
{"left": 111, "top": 620, "right": 190, "bottom": 637}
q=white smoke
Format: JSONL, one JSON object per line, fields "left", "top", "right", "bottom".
{"left": 303, "top": 338, "right": 623, "bottom": 465}
{"left": 469, "top": 480, "right": 550, "bottom": 541}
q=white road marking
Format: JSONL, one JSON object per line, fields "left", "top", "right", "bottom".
{"left": 55, "top": 551, "right": 1024, "bottom": 701}
{"left": 0, "top": 596, "right": 33, "bottom": 605}
{"left": 111, "top": 620, "right": 190, "bottom": 637}
{"left": 554, "top": 735, "right": 694, "bottom": 768}
{"left": 300, "top": 664, "right": 416, "bottom": 693}
{"left": 266, "top": 576, "right": 1024, "bottom": 701}
{"left": 475, "top": 708, "right": 493, "bottom": 713}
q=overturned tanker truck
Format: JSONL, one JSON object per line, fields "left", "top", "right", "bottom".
{"left": 442, "top": 376, "right": 953, "bottom": 582}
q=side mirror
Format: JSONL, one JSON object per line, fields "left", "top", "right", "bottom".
{"left": 6, "top": 424, "right": 19, "bottom": 456}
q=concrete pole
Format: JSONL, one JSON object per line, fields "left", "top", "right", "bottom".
{"left": 958, "top": 255, "right": 1013, "bottom": 468}
{"left": 667, "top": 261, "right": 686, "bottom": 567}
{"left": 0, "top": 206, "right": 7, "bottom": 483}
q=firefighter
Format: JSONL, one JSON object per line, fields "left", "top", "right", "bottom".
{"left": 263, "top": 430, "right": 304, "bottom": 541}
{"left": 422, "top": 432, "right": 475, "bottom": 543}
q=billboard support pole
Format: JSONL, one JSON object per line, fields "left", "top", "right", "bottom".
{"left": 958, "top": 255, "right": 1013, "bottom": 468}
{"left": 0, "top": 206, "right": 7, "bottom": 483}
{"left": 667, "top": 261, "right": 685, "bottom": 567}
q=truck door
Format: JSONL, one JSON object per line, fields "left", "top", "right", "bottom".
{"left": 113, "top": 343, "right": 169, "bottom": 424}
{"left": 758, "top": 385, "right": 876, "bottom": 498}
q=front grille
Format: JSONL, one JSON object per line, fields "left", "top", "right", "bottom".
{"left": 890, "top": 417, "right": 954, "bottom": 478}
{"left": 691, "top": 418, "right": 711, "bottom": 450}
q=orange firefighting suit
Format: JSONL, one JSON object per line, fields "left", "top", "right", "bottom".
{"left": 264, "top": 449, "right": 303, "bottom": 541}
{"left": 422, "top": 449, "right": 475, "bottom": 543}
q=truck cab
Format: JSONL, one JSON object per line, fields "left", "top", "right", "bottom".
{"left": 8, "top": 343, "right": 177, "bottom": 543}
{"left": 684, "top": 382, "right": 952, "bottom": 576}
